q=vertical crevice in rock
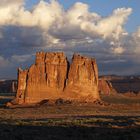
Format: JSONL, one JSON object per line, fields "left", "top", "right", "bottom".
{"left": 64, "top": 59, "right": 70, "bottom": 90}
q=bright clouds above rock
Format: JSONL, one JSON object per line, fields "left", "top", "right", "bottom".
{"left": 0, "top": 0, "right": 140, "bottom": 79}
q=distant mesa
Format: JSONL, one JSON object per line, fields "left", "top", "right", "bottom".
{"left": 7, "top": 52, "right": 100, "bottom": 106}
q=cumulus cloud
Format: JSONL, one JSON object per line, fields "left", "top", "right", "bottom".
{"left": 132, "top": 27, "right": 140, "bottom": 54}
{"left": 81, "top": 8, "right": 132, "bottom": 40}
{"left": 0, "top": 0, "right": 63, "bottom": 29}
{"left": 0, "top": 0, "right": 24, "bottom": 25}
{"left": 0, "top": 0, "right": 140, "bottom": 78}
{"left": 0, "top": 0, "right": 23, "bottom": 6}
{"left": 0, "top": 0, "right": 132, "bottom": 44}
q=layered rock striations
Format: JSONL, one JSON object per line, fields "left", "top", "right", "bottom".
{"left": 11, "top": 52, "right": 100, "bottom": 104}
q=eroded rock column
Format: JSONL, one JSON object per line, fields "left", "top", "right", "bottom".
{"left": 45, "top": 52, "right": 68, "bottom": 90}
{"left": 16, "top": 68, "right": 28, "bottom": 104}
{"left": 25, "top": 52, "right": 68, "bottom": 103}
{"left": 65, "top": 54, "right": 99, "bottom": 100}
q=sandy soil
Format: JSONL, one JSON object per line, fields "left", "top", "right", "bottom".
{"left": 0, "top": 94, "right": 140, "bottom": 140}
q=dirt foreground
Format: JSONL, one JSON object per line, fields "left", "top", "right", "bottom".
{"left": 0, "top": 94, "right": 140, "bottom": 140}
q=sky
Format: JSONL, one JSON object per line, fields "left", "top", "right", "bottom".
{"left": 0, "top": 0, "right": 140, "bottom": 79}
{"left": 25, "top": 0, "right": 140, "bottom": 32}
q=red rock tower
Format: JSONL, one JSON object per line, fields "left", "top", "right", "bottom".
{"left": 25, "top": 52, "right": 68, "bottom": 103}
{"left": 16, "top": 68, "right": 28, "bottom": 104}
{"left": 9, "top": 52, "right": 100, "bottom": 105}
{"left": 65, "top": 54, "right": 99, "bottom": 100}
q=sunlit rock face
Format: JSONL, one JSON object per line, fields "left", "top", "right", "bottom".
{"left": 16, "top": 68, "right": 28, "bottom": 104}
{"left": 25, "top": 52, "right": 68, "bottom": 103}
{"left": 14, "top": 52, "right": 100, "bottom": 104}
{"left": 65, "top": 54, "right": 99, "bottom": 100}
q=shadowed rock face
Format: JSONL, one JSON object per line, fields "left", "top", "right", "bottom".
{"left": 13, "top": 52, "right": 99, "bottom": 104}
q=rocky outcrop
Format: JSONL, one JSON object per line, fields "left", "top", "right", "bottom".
{"left": 98, "top": 78, "right": 116, "bottom": 95}
{"left": 9, "top": 52, "right": 100, "bottom": 105}
{"left": 99, "top": 75, "right": 140, "bottom": 94}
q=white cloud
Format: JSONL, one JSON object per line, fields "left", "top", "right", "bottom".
{"left": 0, "top": 0, "right": 136, "bottom": 55}
{"left": 0, "top": 0, "right": 24, "bottom": 7}
{"left": 81, "top": 8, "right": 132, "bottom": 40}
{"left": 111, "top": 46, "right": 125, "bottom": 54}
{"left": 0, "top": 0, "right": 24, "bottom": 25}
{"left": 0, "top": 0, "right": 132, "bottom": 44}
{"left": 0, "top": 0, "right": 140, "bottom": 76}
{"left": 132, "top": 27, "right": 140, "bottom": 47}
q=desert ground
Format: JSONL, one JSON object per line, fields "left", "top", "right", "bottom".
{"left": 0, "top": 93, "right": 140, "bottom": 140}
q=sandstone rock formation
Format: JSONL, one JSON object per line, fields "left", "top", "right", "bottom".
{"left": 98, "top": 78, "right": 116, "bottom": 95}
{"left": 99, "top": 75, "right": 140, "bottom": 95}
{"left": 10, "top": 52, "right": 100, "bottom": 105}
{"left": 65, "top": 54, "right": 99, "bottom": 100}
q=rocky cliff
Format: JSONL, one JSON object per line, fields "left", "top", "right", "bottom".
{"left": 11, "top": 52, "right": 99, "bottom": 104}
